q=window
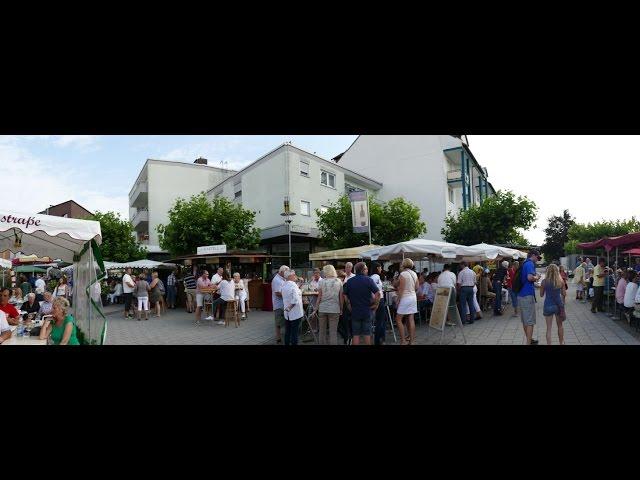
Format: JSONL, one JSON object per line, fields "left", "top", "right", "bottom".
{"left": 321, "top": 171, "right": 335, "bottom": 188}
{"left": 448, "top": 186, "right": 454, "bottom": 203}
{"left": 234, "top": 181, "right": 242, "bottom": 200}
{"left": 300, "top": 200, "right": 310, "bottom": 216}
{"left": 300, "top": 160, "right": 309, "bottom": 177}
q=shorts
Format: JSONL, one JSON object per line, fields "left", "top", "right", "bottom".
{"left": 196, "top": 293, "right": 212, "bottom": 308}
{"left": 351, "top": 315, "right": 372, "bottom": 336}
{"left": 185, "top": 289, "right": 196, "bottom": 303}
{"left": 123, "top": 292, "right": 133, "bottom": 311}
{"left": 543, "top": 304, "right": 559, "bottom": 317}
{"left": 138, "top": 296, "right": 149, "bottom": 311}
{"left": 519, "top": 295, "right": 536, "bottom": 326}
{"left": 576, "top": 284, "right": 584, "bottom": 292}
{"left": 274, "top": 308, "right": 285, "bottom": 329}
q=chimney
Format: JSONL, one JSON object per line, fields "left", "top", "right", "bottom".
{"left": 194, "top": 157, "right": 208, "bottom": 165}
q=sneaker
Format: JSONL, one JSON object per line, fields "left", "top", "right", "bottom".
{"left": 530, "top": 339, "right": 539, "bottom": 345}
{"left": 241, "top": 314, "right": 246, "bottom": 319}
{"left": 446, "top": 321, "right": 456, "bottom": 326}
{"left": 205, "top": 316, "right": 214, "bottom": 321}
{"left": 216, "top": 321, "right": 225, "bottom": 325}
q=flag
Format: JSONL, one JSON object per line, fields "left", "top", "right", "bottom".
{"left": 349, "top": 191, "right": 369, "bottom": 234}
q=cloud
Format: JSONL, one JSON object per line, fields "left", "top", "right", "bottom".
{"left": 158, "top": 137, "right": 256, "bottom": 171}
{"left": 53, "top": 135, "right": 99, "bottom": 149}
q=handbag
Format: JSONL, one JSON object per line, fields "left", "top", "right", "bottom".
{"left": 558, "top": 306, "right": 567, "bottom": 321}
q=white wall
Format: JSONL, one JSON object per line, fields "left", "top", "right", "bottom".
{"left": 145, "top": 161, "right": 235, "bottom": 249}
{"left": 338, "top": 135, "right": 457, "bottom": 241}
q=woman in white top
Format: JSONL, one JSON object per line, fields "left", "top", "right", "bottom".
{"left": 55, "top": 276, "right": 69, "bottom": 299}
{"left": 233, "top": 273, "right": 248, "bottom": 319}
{"left": 395, "top": 258, "right": 419, "bottom": 345}
{"left": 282, "top": 270, "right": 304, "bottom": 345}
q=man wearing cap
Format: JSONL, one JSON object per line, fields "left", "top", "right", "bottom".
{"left": 518, "top": 249, "right": 542, "bottom": 345}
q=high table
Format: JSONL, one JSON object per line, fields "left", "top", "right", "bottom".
{"left": 301, "top": 292, "right": 318, "bottom": 343}
{"left": 382, "top": 288, "right": 398, "bottom": 343}
{"left": 3, "top": 323, "right": 47, "bottom": 345}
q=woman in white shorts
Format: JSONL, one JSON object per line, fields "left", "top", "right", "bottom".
{"left": 135, "top": 274, "right": 150, "bottom": 321}
{"left": 395, "top": 258, "right": 420, "bottom": 345}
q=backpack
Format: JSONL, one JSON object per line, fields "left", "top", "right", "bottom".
{"left": 158, "top": 279, "right": 166, "bottom": 294}
{"left": 511, "top": 262, "right": 526, "bottom": 293}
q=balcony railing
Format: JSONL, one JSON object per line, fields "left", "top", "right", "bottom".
{"left": 129, "top": 181, "right": 148, "bottom": 207}
{"left": 132, "top": 209, "right": 149, "bottom": 229}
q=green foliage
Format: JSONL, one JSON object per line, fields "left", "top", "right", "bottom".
{"left": 157, "top": 194, "right": 262, "bottom": 256}
{"left": 88, "top": 211, "right": 147, "bottom": 263}
{"left": 441, "top": 190, "right": 538, "bottom": 245}
{"left": 563, "top": 217, "right": 640, "bottom": 254}
{"left": 315, "top": 195, "right": 426, "bottom": 250}
{"left": 47, "top": 279, "right": 58, "bottom": 292}
{"left": 541, "top": 210, "right": 575, "bottom": 261}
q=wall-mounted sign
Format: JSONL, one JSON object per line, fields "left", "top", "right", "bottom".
{"left": 197, "top": 245, "right": 227, "bottom": 255}
{"left": 290, "top": 224, "right": 311, "bottom": 234}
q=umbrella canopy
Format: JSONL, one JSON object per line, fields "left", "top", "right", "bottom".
{"left": 578, "top": 232, "right": 640, "bottom": 252}
{"left": 309, "top": 245, "right": 382, "bottom": 261}
{"left": 13, "top": 265, "right": 48, "bottom": 274}
{"left": 63, "top": 259, "right": 177, "bottom": 272}
{"left": 468, "top": 243, "right": 528, "bottom": 260}
{"left": 0, "top": 212, "right": 102, "bottom": 263}
{"left": 0, "top": 258, "right": 11, "bottom": 269}
{"left": 360, "top": 239, "right": 487, "bottom": 262}
{"left": 622, "top": 248, "right": 640, "bottom": 255}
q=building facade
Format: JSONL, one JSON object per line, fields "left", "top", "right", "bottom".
{"left": 128, "top": 158, "right": 236, "bottom": 256}
{"left": 334, "top": 135, "right": 495, "bottom": 242}
{"left": 204, "top": 143, "right": 382, "bottom": 266}
{"left": 39, "top": 200, "right": 93, "bottom": 219}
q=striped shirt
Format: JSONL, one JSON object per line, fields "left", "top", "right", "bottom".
{"left": 457, "top": 267, "right": 477, "bottom": 287}
{"left": 183, "top": 274, "right": 196, "bottom": 290}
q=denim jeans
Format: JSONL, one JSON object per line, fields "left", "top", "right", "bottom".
{"left": 493, "top": 280, "right": 503, "bottom": 313}
{"left": 285, "top": 318, "right": 301, "bottom": 345}
{"left": 166, "top": 285, "right": 177, "bottom": 306}
{"left": 458, "top": 286, "right": 476, "bottom": 321}
{"left": 374, "top": 297, "right": 387, "bottom": 345}
{"left": 509, "top": 289, "right": 518, "bottom": 308}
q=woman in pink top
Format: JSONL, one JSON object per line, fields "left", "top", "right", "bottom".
{"left": 615, "top": 272, "right": 627, "bottom": 318}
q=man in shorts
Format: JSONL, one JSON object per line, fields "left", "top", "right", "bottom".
{"left": 272, "top": 265, "right": 289, "bottom": 344}
{"left": 342, "top": 262, "right": 380, "bottom": 346}
{"left": 518, "top": 249, "right": 541, "bottom": 345}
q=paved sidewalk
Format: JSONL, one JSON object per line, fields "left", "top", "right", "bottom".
{"left": 101, "top": 282, "right": 640, "bottom": 345}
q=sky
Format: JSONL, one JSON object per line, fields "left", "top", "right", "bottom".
{"left": 1, "top": 135, "right": 637, "bottom": 246}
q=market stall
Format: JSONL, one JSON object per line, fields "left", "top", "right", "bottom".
{"left": 0, "top": 212, "right": 105, "bottom": 344}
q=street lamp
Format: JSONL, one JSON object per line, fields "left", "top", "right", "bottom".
{"left": 280, "top": 196, "right": 296, "bottom": 268}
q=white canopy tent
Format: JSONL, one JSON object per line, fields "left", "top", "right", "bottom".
{"left": 0, "top": 258, "right": 11, "bottom": 269}
{"left": 467, "top": 243, "right": 527, "bottom": 261}
{"left": 360, "top": 239, "right": 488, "bottom": 262}
{"left": 62, "top": 259, "right": 177, "bottom": 272}
{"left": 0, "top": 212, "right": 106, "bottom": 344}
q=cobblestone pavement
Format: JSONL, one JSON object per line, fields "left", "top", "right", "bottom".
{"left": 102, "top": 281, "right": 640, "bottom": 345}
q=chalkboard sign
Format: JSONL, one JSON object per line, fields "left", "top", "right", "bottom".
{"left": 429, "top": 287, "right": 461, "bottom": 331}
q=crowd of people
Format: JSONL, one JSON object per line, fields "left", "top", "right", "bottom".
{"left": 0, "top": 272, "right": 77, "bottom": 345}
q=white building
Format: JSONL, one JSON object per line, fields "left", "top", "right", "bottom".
{"left": 334, "top": 135, "right": 495, "bottom": 242}
{"left": 128, "top": 158, "right": 236, "bottom": 256}
{"left": 128, "top": 136, "right": 496, "bottom": 264}
{"left": 204, "top": 143, "right": 382, "bottom": 265}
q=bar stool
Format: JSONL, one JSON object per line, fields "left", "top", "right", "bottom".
{"left": 224, "top": 299, "right": 239, "bottom": 328}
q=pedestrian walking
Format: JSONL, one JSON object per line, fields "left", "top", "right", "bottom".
{"left": 540, "top": 264, "right": 566, "bottom": 345}
{"left": 517, "top": 249, "right": 542, "bottom": 345}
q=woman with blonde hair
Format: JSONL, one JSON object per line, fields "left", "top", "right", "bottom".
{"left": 395, "top": 258, "right": 419, "bottom": 345}
{"left": 39, "top": 297, "right": 80, "bottom": 345}
{"left": 313, "top": 264, "right": 344, "bottom": 345}
{"left": 149, "top": 272, "right": 163, "bottom": 318}
{"left": 540, "top": 264, "right": 567, "bottom": 345}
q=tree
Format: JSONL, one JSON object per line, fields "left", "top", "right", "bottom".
{"left": 89, "top": 211, "right": 147, "bottom": 263}
{"left": 157, "top": 194, "right": 262, "bottom": 256}
{"left": 563, "top": 217, "right": 640, "bottom": 254}
{"left": 315, "top": 195, "right": 426, "bottom": 250}
{"left": 541, "top": 210, "right": 575, "bottom": 261}
{"left": 441, "top": 190, "right": 538, "bottom": 246}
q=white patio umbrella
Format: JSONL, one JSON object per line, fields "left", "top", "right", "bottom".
{"left": 360, "top": 239, "right": 487, "bottom": 262}
{"left": 468, "top": 243, "right": 527, "bottom": 261}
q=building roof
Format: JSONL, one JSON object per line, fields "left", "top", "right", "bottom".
{"left": 38, "top": 199, "right": 93, "bottom": 216}
{"left": 205, "top": 142, "right": 383, "bottom": 195}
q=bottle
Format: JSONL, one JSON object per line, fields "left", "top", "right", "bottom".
{"left": 359, "top": 204, "right": 366, "bottom": 226}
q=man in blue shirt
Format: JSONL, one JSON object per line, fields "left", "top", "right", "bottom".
{"left": 634, "top": 258, "right": 640, "bottom": 273}
{"left": 518, "top": 249, "right": 541, "bottom": 345}
{"left": 343, "top": 262, "right": 381, "bottom": 346}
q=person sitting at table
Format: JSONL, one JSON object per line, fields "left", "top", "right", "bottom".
{"left": 218, "top": 271, "right": 236, "bottom": 324}
{"left": 479, "top": 268, "right": 496, "bottom": 310}
{"left": 0, "top": 310, "right": 11, "bottom": 344}
{"left": 39, "top": 297, "right": 80, "bottom": 345}
{"left": 22, "top": 292, "right": 40, "bottom": 319}
{"left": 417, "top": 273, "right": 431, "bottom": 320}
{"left": 39, "top": 291, "right": 54, "bottom": 317}
{"left": 233, "top": 272, "right": 248, "bottom": 319}
{"left": 108, "top": 281, "right": 123, "bottom": 304}
{"left": 0, "top": 287, "right": 22, "bottom": 326}
{"left": 9, "top": 287, "right": 23, "bottom": 305}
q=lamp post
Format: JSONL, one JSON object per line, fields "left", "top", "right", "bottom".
{"left": 280, "top": 196, "right": 296, "bottom": 268}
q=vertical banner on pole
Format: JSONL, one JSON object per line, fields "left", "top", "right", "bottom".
{"left": 349, "top": 191, "right": 369, "bottom": 234}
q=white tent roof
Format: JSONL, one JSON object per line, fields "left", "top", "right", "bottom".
{"left": 360, "top": 239, "right": 487, "bottom": 262}
{"left": 62, "top": 259, "right": 177, "bottom": 272}
{"left": 0, "top": 258, "right": 12, "bottom": 269}
{"left": 0, "top": 212, "right": 102, "bottom": 263}
{"left": 468, "top": 243, "right": 528, "bottom": 260}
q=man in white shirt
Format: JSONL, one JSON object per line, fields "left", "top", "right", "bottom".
{"left": 35, "top": 274, "right": 46, "bottom": 292}
{"left": 437, "top": 264, "right": 458, "bottom": 319}
{"left": 457, "top": 262, "right": 478, "bottom": 325}
{"left": 210, "top": 267, "right": 225, "bottom": 321}
{"left": 0, "top": 310, "right": 11, "bottom": 344}
{"left": 211, "top": 267, "right": 224, "bottom": 286}
{"left": 272, "top": 265, "right": 289, "bottom": 344}
{"left": 282, "top": 270, "right": 304, "bottom": 345}
{"left": 122, "top": 267, "right": 136, "bottom": 318}
{"left": 344, "top": 262, "right": 356, "bottom": 283}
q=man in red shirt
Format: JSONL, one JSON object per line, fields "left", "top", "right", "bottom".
{"left": 0, "top": 287, "right": 21, "bottom": 326}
